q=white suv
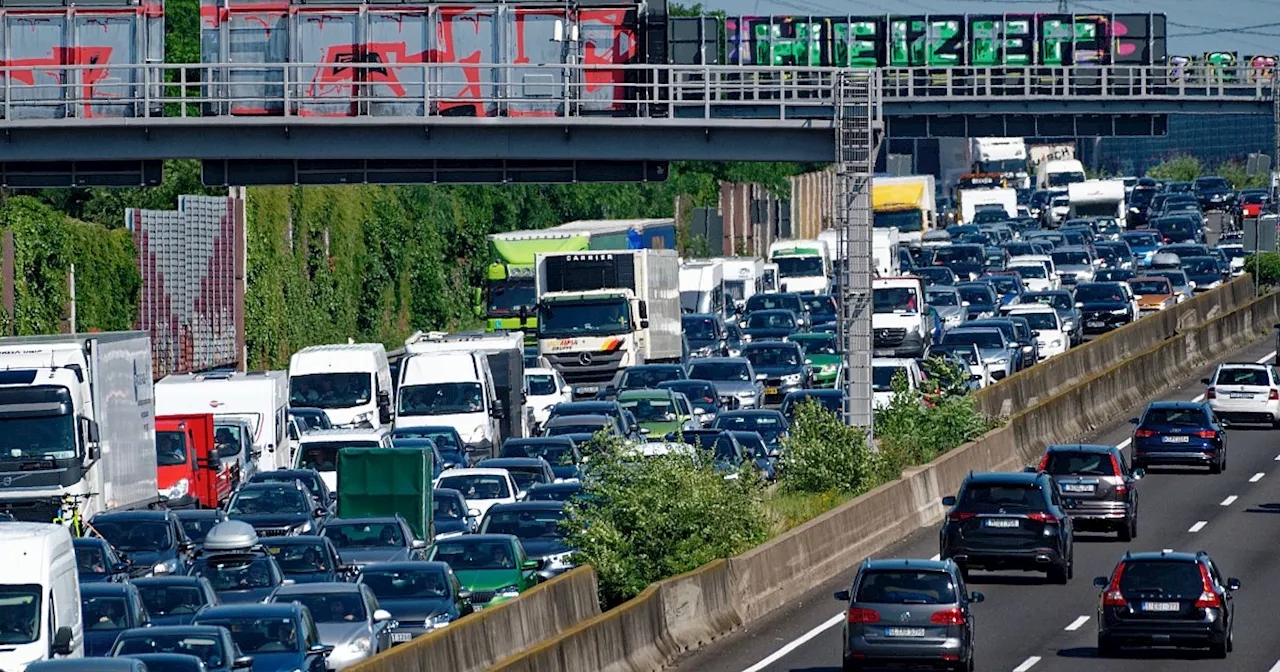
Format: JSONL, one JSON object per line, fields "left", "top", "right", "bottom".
{"left": 1204, "top": 363, "right": 1280, "bottom": 427}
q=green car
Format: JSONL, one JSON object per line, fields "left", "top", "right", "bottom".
{"left": 426, "top": 534, "right": 541, "bottom": 609}
{"left": 789, "top": 333, "right": 842, "bottom": 388}
{"left": 617, "top": 388, "right": 697, "bottom": 439}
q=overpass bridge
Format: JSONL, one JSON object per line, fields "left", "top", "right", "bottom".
{"left": 0, "top": 62, "right": 1272, "bottom": 186}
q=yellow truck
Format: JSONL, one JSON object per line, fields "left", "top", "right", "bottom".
{"left": 873, "top": 175, "right": 936, "bottom": 246}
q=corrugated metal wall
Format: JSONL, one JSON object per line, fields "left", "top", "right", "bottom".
{"left": 711, "top": 167, "right": 834, "bottom": 256}
{"left": 129, "top": 194, "right": 246, "bottom": 379}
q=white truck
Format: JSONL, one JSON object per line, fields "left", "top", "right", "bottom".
{"left": 679, "top": 260, "right": 729, "bottom": 318}
{"left": 288, "top": 343, "right": 394, "bottom": 430}
{"left": 872, "top": 277, "right": 931, "bottom": 358}
{"left": 958, "top": 187, "right": 1018, "bottom": 224}
{"left": 536, "top": 249, "right": 682, "bottom": 400}
{"left": 1028, "top": 142, "right": 1077, "bottom": 177}
{"left": 1068, "top": 179, "right": 1128, "bottom": 229}
{"left": 970, "top": 137, "right": 1030, "bottom": 190}
{"left": 0, "top": 332, "right": 157, "bottom": 525}
{"left": 768, "top": 239, "right": 831, "bottom": 295}
{"left": 716, "top": 257, "right": 765, "bottom": 313}
{"left": 873, "top": 229, "right": 901, "bottom": 277}
{"left": 1036, "top": 158, "right": 1087, "bottom": 190}
{"left": 155, "top": 371, "right": 292, "bottom": 475}
{"left": 0, "top": 523, "right": 83, "bottom": 669}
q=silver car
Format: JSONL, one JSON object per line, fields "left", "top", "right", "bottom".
{"left": 686, "top": 357, "right": 763, "bottom": 410}
{"left": 926, "top": 287, "right": 968, "bottom": 330}
{"left": 1050, "top": 245, "right": 1098, "bottom": 286}
{"left": 267, "top": 582, "right": 395, "bottom": 670}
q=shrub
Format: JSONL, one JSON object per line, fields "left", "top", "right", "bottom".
{"left": 777, "top": 399, "right": 875, "bottom": 495}
{"left": 873, "top": 366, "right": 997, "bottom": 473}
{"left": 1146, "top": 156, "right": 1202, "bottom": 182}
{"left": 1245, "top": 252, "right": 1280, "bottom": 287}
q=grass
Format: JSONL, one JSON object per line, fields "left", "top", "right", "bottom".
{"left": 763, "top": 488, "right": 856, "bottom": 535}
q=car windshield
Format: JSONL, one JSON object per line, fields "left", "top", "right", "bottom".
{"left": 180, "top": 517, "right": 221, "bottom": 544}
{"left": 943, "top": 330, "right": 1003, "bottom": 348}
{"left": 482, "top": 509, "right": 567, "bottom": 539}
{"left": 526, "top": 374, "right": 558, "bottom": 396}
{"left": 1011, "top": 264, "right": 1046, "bottom": 278}
{"left": 986, "top": 277, "right": 1019, "bottom": 293}
{"left": 76, "top": 545, "right": 111, "bottom": 577}
{"left": 1044, "top": 452, "right": 1116, "bottom": 476}
{"left": 680, "top": 433, "right": 739, "bottom": 463}
{"left": 0, "top": 586, "right": 40, "bottom": 644}
{"left": 297, "top": 441, "right": 379, "bottom": 474}
{"left": 430, "top": 540, "right": 519, "bottom": 570}
{"left": 437, "top": 474, "right": 512, "bottom": 500}
{"left": 619, "top": 368, "right": 682, "bottom": 389}
{"left": 92, "top": 520, "right": 172, "bottom": 553}
{"left": 855, "top": 571, "right": 957, "bottom": 605}
{"left": 282, "top": 593, "right": 366, "bottom": 624}
{"left": 1075, "top": 285, "right": 1125, "bottom": 303}
{"left": 744, "top": 347, "right": 801, "bottom": 368}
{"left": 803, "top": 297, "right": 837, "bottom": 318}
{"left": 1130, "top": 280, "right": 1170, "bottom": 295}
{"left": 1143, "top": 408, "right": 1208, "bottom": 426}
{"left": 1195, "top": 177, "right": 1230, "bottom": 190}
{"left": 394, "top": 429, "right": 461, "bottom": 452}
{"left": 1182, "top": 258, "right": 1217, "bottom": 274}
{"left": 1117, "top": 561, "right": 1206, "bottom": 595}
{"left": 195, "top": 616, "right": 298, "bottom": 654}
{"left": 873, "top": 287, "right": 920, "bottom": 313}
{"left": 290, "top": 372, "right": 372, "bottom": 409}
{"left": 1215, "top": 367, "right": 1269, "bottom": 386}
{"left": 323, "top": 522, "right": 405, "bottom": 549}
{"left": 957, "top": 484, "right": 1047, "bottom": 512}
{"left": 136, "top": 584, "right": 208, "bottom": 617}
{"left": 746, "top": 312, "right": 795, "bottom": 329}
{"left": 156, "top": 430, "right": 190, "bottom": 467}
{"left": 546, "top": 423, "right": 605, "bottom": 437}
{"left": 1153, "top": 271, "right": 1189, "bottom": 287}
{"left": 1026, "top": 294, "right": 1070, "bottom": 310}
{"left": 399, "top": 383, "right": 484, "bottom": 416}
{"left": 782, "top": 394, "right": 842, "bottom": 417}
{"left": 794, "top": 336, "right": 838, "bottom": 356}
{"left": 1015, "top": 311, "right": 1058, "bottom": 330}
{"left": 114, "top": 632, "right": 228, "bottom": 667}
{"left": 498, "top": 467, "right": 543, "bottom": 492}
{"left": 933, "top": 348, "right": 977, "bottom": 365}
{"left": 687, "top": 362, "right": 751, "bottom": 382}
{"left": 620, "top": 398, "right": 678, "bottom": 422}
{"left": 683, "top": 317, "right": 719, "bottom": 340}
{"left": 254, "top": 473, "right": 325, "bottom": 501}
{"left": 1051, "top": 250, "right": 1090, "bottom": 265}
{"left": 927, "top": 291, "right": 959, "bottom": 306}
{"left": 229, "top": 488, "right": 310, "bottom": 515}
{"left": 503, "top": 441, "right": 574, "bottom": 465}
{"left": 264, "top": 543, "right": 332, "bottom": 574}
{"left": 1123, "top": 234, "right": 1159, "bottom": 247}
{"left": 1219, "top": 246, "right": 1246, "bottom": 260}
{"left": 872, "top": 367, "right": 907, "bottom": 392}
{"left": 362, "top": 568, "right": 451, "bottom": 599}
{"left": 746, "top": 295, "right": 800, "bottom": 312}
{"left": 957, "top": 287, "right": 993, "bottom": 306}
{"left": 193, "top": 556, "right": 277, "bottom": 591}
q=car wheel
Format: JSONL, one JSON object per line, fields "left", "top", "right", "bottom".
{"left": 1097, "top": 635, "right": 1119, "bottom": 658}
{"left": 842, "top": 658, "right": 861, "bottom": 672}
{"left": 1048, "top": 562, "right": 1069, "bottom": 585}
{"left": 1209, "top": 638, "right": 1228, "bottom": 659}
{"left": 1119, "top": 513, "right": 1136, "bottom": 542}
{"left": 1210, "top": 455, "right": 1223, "bottom": 475}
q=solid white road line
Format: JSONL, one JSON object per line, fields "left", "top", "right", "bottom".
{"left": 1116, "top": 438, "right": 1132, "bottom": 450}
{"left": 1012, "top": 655, "right": 1042, "bottom": 672}
{"left": 740, "top": 612, "right": 844, "bottom": 672}
{"left": 1221, "top": 495, "right": 1238, "bottom": 506}
{"left": 1275, "top": 453, "right": 1280, "bottom": 461}
{"left": 1251, "top": 472, "right": 1266, "bottom": 483}
{"left": 1191, "top": 394, "right": 1206, "bottom": 403}
{"left": 1266, "top": 659, "right": 1280, "bottom": 672}
{"left": 1257, "top": 351, "right": 1277, "bottom": 365}
{"left": 1064, "top": 616, "right": 1090, "bottom": 632}
{"left": 1189, "top": 521, "right": 1208, "bottom": 533}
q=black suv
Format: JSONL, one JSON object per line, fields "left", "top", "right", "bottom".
{"left": 1094, "top": 550, "right": 1239, "bottom": 658}
{"left": 1031, "top": 444, "right": 1142, "bottom": 541}
{"left": 939, "top": 471, "right": 1074, "bottom": 584}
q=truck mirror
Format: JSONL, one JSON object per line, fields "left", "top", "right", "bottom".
{"left": 52, "top": 626, "right": 73, "bottom": 656}
{"left": 638, "top": 300, "right": 649, "bottom": 320}
{"left": 81, "top": 417, "right": 101, "bottom": 460}
{"left": 379, "top": 406, "right": 392, "bottom": 425}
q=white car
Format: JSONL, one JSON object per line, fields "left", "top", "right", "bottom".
{"left": 1005, "top": 305, "right": 1068, "bottom": 359}
{"left": 871, "top": 357, "right": 924, "bottom": 410}
{"left": 1008, "top": 256, "right": 1060, "bottom": 292}
{"left": 433, "top": 468, "right": 519, "bottom": 518}
{"left": 1204, "top": 363, "right": 1280, "bottom": 427}
{"left": 524, "top": 367, "right": 571, "bottom": 429}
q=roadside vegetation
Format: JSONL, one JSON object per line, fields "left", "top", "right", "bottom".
{"left": 1145, "top": 155, "right": 1269, "bottom": 190}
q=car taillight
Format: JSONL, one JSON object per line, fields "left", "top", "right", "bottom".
{"left": 930, "top": 608, "right": 965, "bottom": 625}
{"left": 848, "top": 607, "right": 881, "bottom": 624}
{"left": 1134, "top": 429, "right": 1157, "bottom": 438}
{"left": 1038, "top": 454, "right": 1050, "bottom": 472}
{"left": 1193, "top": 430, "right": 1217, "bottom": 439}
{"left": 1270, "top": 389, "right": 1279, "bottom": 400}
{"left": 1206, "top": 388, "right": 1216, "bottom": 400}
{"left": 1194, "top": 564, "right": 1221, "bottom": 608}
{"left": 1102, "top": 564, "right": 1128, "bottom": 607}
{"left": 948, "top": 511, "right": 978, "bottom": 521}
{"left": 1025, "top": 512, "right": 1059, "bottom": 523}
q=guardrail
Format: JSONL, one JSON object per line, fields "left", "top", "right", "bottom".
{"left": 0, "top": 63, "right": 1269, "bottom": 123}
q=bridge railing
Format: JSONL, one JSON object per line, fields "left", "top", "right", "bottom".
{"left": 0, "top": 63, "right": 1270, "bottom": 123}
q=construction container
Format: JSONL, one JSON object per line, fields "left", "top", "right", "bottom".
{"left": 337, "top": 447, "right": 434, "bottom": 541}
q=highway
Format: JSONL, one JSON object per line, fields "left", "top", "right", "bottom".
{"left": 672, "top": 334, "right": 1280, "bottom": 672}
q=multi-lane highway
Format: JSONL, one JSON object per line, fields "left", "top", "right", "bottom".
{"left": 673, "top": 335, "right": 1280, "bottom": 672}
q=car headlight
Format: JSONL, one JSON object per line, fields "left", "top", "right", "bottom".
{"left": 985, "top": 356, "right": 1009, "bottom": 365}
{"left": 428, "top": 613, "right": 453, "bottom": 629}
{"left": 165, "top": 478, "right": 190, "bottom": 501}
{"left": 343, "top": 636, "right": 371, "bottom": 655}
{"left": 291, "top": 520, "right": 313, "bottom": 534}
{"left": 1110, "top": 308, "right": 1128, "bottom": 315}
{"left": 496, "top": 584, "right": 521, "bottom": 598}
{"left": 152, "top": 561, "right": 172, "bottom": 575}
{"left": 352, "top": 411, "right": 375, "bottom": 426}
{"left": 820, "top": 364, "right": 838, "bottom": 374}
{"left": 742, "top": 334, "right": 753, "bottom": 342}
{"left": 736, "top": 390, "right": 756, "bottom": 398}
{"left": 782, "top": 373, "right": 803, "bottom": 385}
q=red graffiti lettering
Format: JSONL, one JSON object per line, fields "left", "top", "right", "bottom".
{"left": 581, "top": 9, "right": 637, "bottom": 101}
{"left": 1, "top": 47, "right": 116, "bottom": 117}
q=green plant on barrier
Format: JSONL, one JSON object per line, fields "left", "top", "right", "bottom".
{"left": 563, "top": 431, "right": 768, "bottom": 608}
{"left": 777, "top": 398, "right": 874, "bottom": 495}
{"left": 1142, "top": 155, "right": 1268, "bottom": 190}
{"left": 1145, "top": 156, "right": 1203, "bottom": 183}
{"left": 1245, "top": 252, "right": 1280, "bottom": 287}
{"left": 875, "top": 369, "right": 996, "bottom": 470}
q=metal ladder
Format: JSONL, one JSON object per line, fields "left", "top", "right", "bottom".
{"left": 834, "top": 70, "right": 881, "bottom": 433}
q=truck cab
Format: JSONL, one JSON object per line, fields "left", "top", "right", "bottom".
{"left": 1037, "top": 159, "right": 1087, "bottom": 190}
{"left": 769, "top": 240, "right": 831, "bottom": 296}
{"left": 156, "top": 414, "right": 232, "bottom": 510}
{"left": 872, "top": 277, "right": 931, "bottom": 358}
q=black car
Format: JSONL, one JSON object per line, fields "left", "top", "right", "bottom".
{"left": 499, "top": 437, "right": 582, "bottom": 481}
{"left": 1193, "top": 176, "right": 1236, "bottom": 211}
{"left": 81, "top": 582, "right": 152, "bottom": 656}
{"left": 801, "top": 294, "right": 837, "bottom": 326}
{"left": 523, "top": 481, "right": 585, "bottom": 503}
{"left": 658, "top": 379, "right": 726, "bottom": 423}
{"left": 683, "top": 313, "right": 730, "bottom": 358}
{"left": 1151, "top": 215, "right": 1203, "bottom": 244}
{"left": 954, "top": 282, "right": 999, "bottom": 321}
{"left": 916, "top": 266, "right": 958, "bottom": 287}
{"left": 120, "top": 653, "right": 218, "bottom": 672}
{"left": 939, "top": 471, "right": 1074, "bottom": 583}
{"left": 261, "top": 536, "right": 354, "bottom": 584}
{"left": 319, "top": 516, "right": 427, "bottom": 568}
{"left": 247, "top": 469, "right": 335, "bottom": 512}
{"left": 712, "top": 409, "right": 789, "bottom": 448}
{"left": 740, "top": 341, "right": 811, "bottom": 405}
{"left": 133, "top": 576, "right": 221, "bottom": 626}
{"left": 225, "top": 481, "right": 329, "bottom": 537}
{"left": 779, "top": 389, "right": 845, "bottom": 421}
{"left": 743, "top": 292, "right": 809, "bottom": 324}
{"left": 933, "top": 244, "right": 986, "bottom": 281}
{"left": 391, "top": 426, "right": 468, "bottom": 469}
{"left": 358, "top": 562, "right": 474, "bottom": 643}
{"left": 479, "top": 501, "right": 576, "bottom": 580}
{"left": 73, "top": 537, "right": 132, "bottom": 582}
{"left": 175, "top": 510, "right": 228, "bottom": 550}
{"left": 1180, "top": 255, "right": 1224, "bottom": 292}
{"left": 546, "top": 400, "right": 638, "bottom": 438}
{"left": 742, "top": 309, "right": 802, "bottom": 342}
{"left": 1032, "top": 444, "right": 1141, "bottom": 541}
{"left": 673, "top": 429, "right": 751, "bottom": 476}
{"left": 191, "top": 603, "right": 333, "bottom": 672}
{"left": 1130, "top": 401, "right": 1227, "bottom": 473}
{"left": 89, "top": 510, "right": 195, "bottom": 578}
{"left": 1094, "top": 550, "right": 1239, "bottom": 658}
{"left": 1074, "top": 282, "right": 1135, "bottom": 334}
{"left": 188, "top": 546, "right": 288, "bottom": 605}
{"left": 110, "top": 624, "right": 250, "bottom": 671}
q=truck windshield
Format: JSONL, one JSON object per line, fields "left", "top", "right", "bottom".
{"left": 723, "top": 280, "right": 746, "bottom": 302}
{"left": 1073, "top": 203, "right": 1116, "bottom": 217}
{"left": 0, "top": 414, "right": 76, "bottom": 461}
{"left": 487, "top": 278, "right": 536, "bottom": 315}
{"left": 679, "top": 291, "right": 707, "bottom": 313}
{"left": 399, "top": 383, "right": 484, "bottom": 416}
{"left": 538, "top": 299, "right": 631, "bottom": 338}
{"left": 1048, "top": 172, "right": 1085, "bottom": 187}
{"left": 774, "top": 256, "right": 824, "bottom": 278}
{"left": 980, "top": 159, "right": 1025, "bottom": 174}
{"left": 156, "top": 430, "right": 189, "bottom": 467}
{"left": 0, "top": 585, "right": 39, "bottom": 644}
{"left": 874, "top": 209, "right": 924, "bottom": 232}
{"left": 290, "top": 373, "right": 372, "bottom": 409}
{"left": 873, "top": 287, "right": 919, "bottom": 314}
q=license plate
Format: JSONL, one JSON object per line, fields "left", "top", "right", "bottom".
{"left": 1062, "top": 483, "right": 1095, "bottom": 493}
{"left": 390, "top": 633, "right": 412, "bottom": 643}
{"left": 1142, "top": 601, "right": 1181, "bottom": 612}
{"left": 874, "top": 349, "right": 895, "bottom": 357}
{"left": 1229, "top": 392, "right": 1254, "bottom": 399}
{"left": 1162, "top": 435, "right": 1190, "bottom": 443}
{"left": 765, "top": 387, "right": 779, "bottom": 395}
{"left": 885, "top": 627, "right": 926, "bottom": 637}
{"left": 575, "top": 386, "right": 599, "bottom": 395}
{"left": 984, "top": 518, "right": 1019, "bottom": 528}
{"left": 1086, "top": 321, "right": 1105, "bottom": 328}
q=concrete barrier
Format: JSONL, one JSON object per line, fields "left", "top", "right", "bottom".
{"left": 485, "top": 286, "right": 1280, "bottom": 672}
{"left": 346, "top": 565, "right": 601, "bottom": 672}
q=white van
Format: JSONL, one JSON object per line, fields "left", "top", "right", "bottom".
{"left": 289, "top": 344, "right": 394, "bottom": 430}
{"left": 396, "top": 351, "right": 501, "bottom": 459}
{"left": 156, "top": 371, "right": 291, "bottom": 473}
{"left": 0, "top": 523, "right": 82, "bottom": 669}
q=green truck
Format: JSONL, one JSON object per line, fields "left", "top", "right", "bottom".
{"left": 336, "top": 447, "right": 434, "bottom": 541}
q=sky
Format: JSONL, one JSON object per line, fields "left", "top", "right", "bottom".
{"left": 699, "top": 0, "right": 1280, "bottom": 56}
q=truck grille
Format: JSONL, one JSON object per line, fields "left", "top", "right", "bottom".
{"left": 546, "top": 350, "right": 627, "bottom": 385}
{"left": 0, "top": 498, "right": 60, "bottom": 524}
{"left": 874, "top": 328, "right": 906, "bottom": 347}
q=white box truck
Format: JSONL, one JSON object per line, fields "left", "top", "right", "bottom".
{"left": 535, "top": 249, "right": 682, "bottom": 399}
{"left": 155, "top": 371, "right": 292, "bottom": 475}
{"left": 1068, "top": 180, "right": 1128, "bottom": 229}
{"left": 0, "top": 332, "right": 157, "bottom": 525}
{"left": 715, "top": 257, "right": 765, "bottom": 313}
{"left": 0, "top": 523, "right": 83, "bottom": 668}
{"left": 680, "top": 259, "right": 729, "bottom": 318}
{"left": 768, "top": 239, "right": 831, "bottom": 295}
{"left": 958, "top": 187, "right": 1018, "bottom": 224}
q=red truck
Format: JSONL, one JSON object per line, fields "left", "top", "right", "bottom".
{"left": 156, "top": 414, "right": 233, "bottom": 509}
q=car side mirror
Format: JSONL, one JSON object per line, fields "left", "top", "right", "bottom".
{"left": 1075, "top": 302, "right": 1084, "bottom": 308}
{"left": 374, "top": 608, "right": 393, "bottom": 622}
{"left": 755, "top": 374, "right": 767, "bottom": 381}
{"left": 941, "top": 495, "right": 957, "bottom": 506}
{"left": 833, "top": 589, "right": 851, "bottom": 602}
{"left": 561, "top": 385, "right": 572, "bottom": 395}
{"left": 411, "top": 539, "right": 427, "bottom": 550}
{"left": 1132, "top": 468, "right": 1145, "bottom": 480}
{"left": 458, "top": 589, "right": 473, "bottom": 601}
{"left": 970, "top": 374, "right": 982, "bottom": 381}
{"left": 969, "top": 592, "right": 985, "bottom": 603}
{"left": 52, "top": 626, "right": 73, "bottom": 656}
{"left": 1227, "top": 577, "right": 1241, "bottom": 591}
{"left": 232, "top": 656, "right": 254, "bottom": 670}
{"left": 467, "top": 508, "right": 481, "bottom": 518}
{"left": 522, "top": 559, "right": 540, "bottom": 571}
{"left": 1128, "top": 417, "right": 1140, "bottom": 425}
